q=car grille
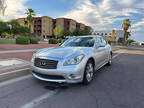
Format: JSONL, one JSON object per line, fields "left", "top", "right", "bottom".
{"left": 34, "top": 58, "right": 58, "bottom": 69}
{"left": 32, "top": 71, "right": 65, "bottom": 80}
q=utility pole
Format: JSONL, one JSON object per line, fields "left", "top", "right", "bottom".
{"left": 0, "top": 0, "right": 7, "bottom": 19}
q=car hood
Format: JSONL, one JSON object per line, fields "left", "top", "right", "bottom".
{"left": 36, "top": 47, "right": 92, "bottom": 59}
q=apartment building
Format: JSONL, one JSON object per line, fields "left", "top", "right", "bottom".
{"left": 17, "top": 16, "right": 53, "bottom": 39}
{"left": 17, "top": 16, "right": 88, "bottom": 39}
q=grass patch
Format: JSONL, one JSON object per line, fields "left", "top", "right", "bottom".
{"left": 0, "top": 38, "right": 16, "bottom": 44}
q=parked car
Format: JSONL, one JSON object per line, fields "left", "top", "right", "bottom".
{"left": 43, "top": 38, "right": 49, "bottom": 42}
{"left": 31, "top": 36, "right": 112, "bottom": 84}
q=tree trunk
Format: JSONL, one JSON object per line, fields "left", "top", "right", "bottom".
{"left": 29, "top": 24, "right": 31, "bottom": 37}
{"left": 123, "top": 30, "right": 127, "bottom": 46}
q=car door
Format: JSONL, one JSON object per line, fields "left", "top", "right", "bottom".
{"left": 100, "top": 37, "right": 109, "bottom": 63}
{"left": 93, "top": 37, "right": 106, "bottom": 69}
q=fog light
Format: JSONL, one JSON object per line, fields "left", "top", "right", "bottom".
{"left": 69, "top": 74, "right": 76, "bottom": 79}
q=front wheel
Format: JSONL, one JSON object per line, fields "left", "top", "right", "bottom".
{"left": 82, "top": 60, "right": 94, "bottom": 85}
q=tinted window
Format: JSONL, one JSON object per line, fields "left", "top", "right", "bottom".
{"left": 61, "top": 37, "right": 95, "bottom": 47}
{"left": 100, "top": 37, "right": 107, "bottom": 46}
{"left": 95, "top": 37, "right": 107, "bottom": 47}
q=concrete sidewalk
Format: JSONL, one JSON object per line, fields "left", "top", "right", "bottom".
{"left": 0, "top": 49, "right": 38, "bottom": 54}
{"left": 0, "top": 42, "right": 58, "bottom": 50}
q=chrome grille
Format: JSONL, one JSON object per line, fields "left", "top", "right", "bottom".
{"left": 34, "top": 58, "right": 58, "bottom": 69}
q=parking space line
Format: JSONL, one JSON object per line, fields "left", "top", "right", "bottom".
{"left": 0, "top": 75, "right": 32, "bottom": 87}
{"left": 112, "top": 53, "right": 122, "bottom": 59}
{"left": 19, "top": 90, "right": 58, "bottom": 108}
{"left": 0, "top": 68, "right": 30, "bottom": 76}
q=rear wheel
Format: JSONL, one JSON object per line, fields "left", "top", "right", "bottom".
{"left": 83, "top": 60, "right": 94, "bottom": 85}
{"left": 107, "top": 53, "right": 112, "bottom": 66}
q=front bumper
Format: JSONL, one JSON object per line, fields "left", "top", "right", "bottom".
{"left": 31, "top": 64, "right": 85, "bottom": 83}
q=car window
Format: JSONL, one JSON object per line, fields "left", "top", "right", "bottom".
{"left": 61, "top": 37, "right": 95, "bottom": 47}
{"left": 95, "top": 37, "right": 107, "bottom": 47}
{"left": 100, "top": 37, "right": 107, "bottom": 46}
{"left": 95, "top": 37, "right": 102, "bottom": 47}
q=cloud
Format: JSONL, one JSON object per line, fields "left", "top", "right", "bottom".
{"left": 63, "top": 0, "right": 143, "bottom": 31}
{"left": 132, "top": 18, "right": 144, "bottom": 28}
{"left": 1, "top": 0, "right": 28, "bottom": 21}
{"left": 136, "top": 1, "right": 144, "bottom": 8}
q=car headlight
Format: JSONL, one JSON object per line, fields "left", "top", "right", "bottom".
{"left": 63, "top": 55, "right": 85, "bottom": 66}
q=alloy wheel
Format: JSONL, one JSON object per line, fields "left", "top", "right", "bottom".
{"left": 86, "top": 63, "right": 94, "bottom": 82}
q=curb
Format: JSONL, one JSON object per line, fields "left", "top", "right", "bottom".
{"left": 112, "top": 48, "right": 119, "bottom": 52}
{"left": 0, "top": 68, "right": 30, "bottom": 83}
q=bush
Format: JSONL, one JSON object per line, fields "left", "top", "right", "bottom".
{"left": 61, "top": 39, "right": 64, "bottom": 43}
{"left": 49, "top": 38, "right": 57, "bottom": 44}
{"left": 16, "top": 36, "right": 30, "bottom": 44}
{"left": 127, "top": 39, "right": 136, "bottom": 44}
{"left": 0, "top": 38, "right": 15, "bottom": 44}
{"left": 57, "top": 39, "right": 64, "bottom": 43}
{"left": 57, "top": 39, "right": 60, "bottom": 43}
{"left": 29, "top": 37, "right": 38, "bottom": 44}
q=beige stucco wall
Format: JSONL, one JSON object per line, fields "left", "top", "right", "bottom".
{"left": 17, "top": 18, "right": 25, "bottom": 25}
{"left": 17, "top": 18, "right": 34, "bottom": 34}
{"left": 69, "top": 20, "right": 76, "bottom": 32}
{"left": 80, "top": 23, "right": 85, "bottom": 30}
{"left": 41, "top": 16, "right": 53, "bottom": 37}
{"left": 56, "top": 18, "right": 64, "bottom": 29}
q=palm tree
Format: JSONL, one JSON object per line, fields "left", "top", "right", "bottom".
{"left": 122, "top": 19, "right": 131, "bottom": 45}
{"left": 25, "top": 8, "right": 35, "bottom": 36}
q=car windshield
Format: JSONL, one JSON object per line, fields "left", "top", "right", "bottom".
{"left": 61, "top": 37, "right": 95, "bottom": 47}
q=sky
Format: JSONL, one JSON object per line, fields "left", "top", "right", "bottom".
{"left": 1, "top": 0, "right": 144, "bottom": 42}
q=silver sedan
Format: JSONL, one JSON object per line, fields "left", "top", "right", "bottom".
{"left": 31, "top": 36, "right": 112, "bottom": 84}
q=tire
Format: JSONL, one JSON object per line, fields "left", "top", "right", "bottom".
{"left": 107, "top": 53, "right": 112, "bottom": 66}
{"left": 82, "top": 60, "right": 94, "bottom": 85}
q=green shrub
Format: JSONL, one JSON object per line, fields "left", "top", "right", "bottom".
{"left": 0, "top": 38, "right": 15, "bottom": 44}
{"left": 49, "top": 38, "right": 57, "bottom": 44}
{"left": 16, "top": 36, "right": 30, "bottom": 44}
{"left": 57, "top": 39, "right": 60, "bottom": 43}
{"left": 126, "top": 39, "right": 136, "bottom": 44}
{"left": 29, "top": 37, "right": 38, "bottom": 44}
{"left": 57, "top": 39, "right": 64, "bottom": 43}
{"left": 61, "top": 39, "right": 64, "bottom": 43}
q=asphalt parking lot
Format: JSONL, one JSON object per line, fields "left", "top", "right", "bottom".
{"left": 0, "top": 48, "right": 144, "bottom": 108}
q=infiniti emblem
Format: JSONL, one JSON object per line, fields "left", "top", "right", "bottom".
{"left": 40, "top": 61, "right": 46, "bottom": 66}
